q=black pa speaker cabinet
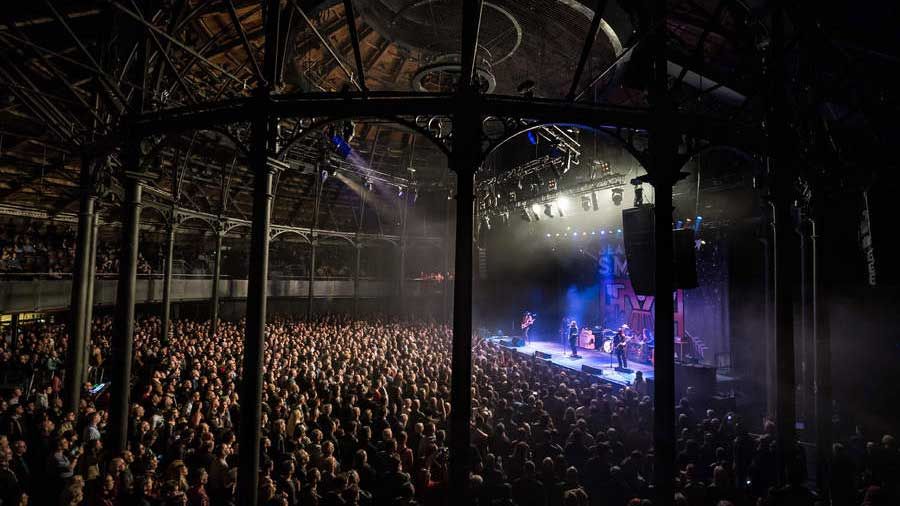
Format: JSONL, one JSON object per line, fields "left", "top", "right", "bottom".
{"left": 674, "top": 363, "right": 717, "bottom": 402}
{"left": 623, "top": 206, "right": 699, "bottom": 295}
{"left": 673, "top": 228, "right": 698, "bottom": 289}
{"left": 581, "top": 365, "right": 603, "bottom": 376}
{"left": 622, "top": 205, "right": 655, "bottom": 295}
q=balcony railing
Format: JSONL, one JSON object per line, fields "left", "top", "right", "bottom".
{"left": 0, "top": 274, "right": 449, "bottom": 313}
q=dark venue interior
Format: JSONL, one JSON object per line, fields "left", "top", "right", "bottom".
{"left": 0, "top": 1, "right": 898, "bottom": 505}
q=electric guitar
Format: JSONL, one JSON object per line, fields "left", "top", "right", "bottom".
{"left": 614, "top": 335, "right": 632, "bottom": 353}
{"left": 521, "top": 313, "right": 535, "bottom": 329}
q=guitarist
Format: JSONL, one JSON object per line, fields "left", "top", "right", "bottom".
{"left": 568, "top": 320, "right": 580, "bottom": 358}
{"left": 521, "top": 311, "right": 535, "bottom": 343}
{"left": 613, "top": 324, "right": 630, "bottom": 369}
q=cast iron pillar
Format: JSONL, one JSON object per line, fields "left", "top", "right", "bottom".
{"left": 648, "top": 0, "right": 676, "bottom": 502}
{"left": 308, "top": 168, "right": 322, "bottom": 319}
{"left": 398, "top": 197, "right": 409, "bottom": 313}
{"left": 237, "top": 112, "right": 278, "bottom": 506}
{"left": 308, "top": 236, "right": 317, "bottom": 318}
{"left": 210, "top": 228, "right": 224, "bottom": 338}
{"left": 448, "top": 92, "right": 480, "bottom": 505}
{"left": 811, "top": 216, "right": 832, "bottom": 496}
{"left": 161, "top": 219, "right": 176, "bottom": 344}
{"left": 769, "top": 3, "right": 797, "bottom": 480}
{"left": 398, "top": 243, "right": 407, "bottom": 314}
{"left": 64, "top": 152, "right": 96, "bottom": 413}
{"left": 107, "top": 170, "right": 144, "bottom": 455}
{"left": 353, "top": 244, "right": 362, "bottom": 317}
{"left": 444, "top": 194, "right": 454, "bottom": 324}
{"left": 82, "top": 210, "right": 99, "bottom": 384}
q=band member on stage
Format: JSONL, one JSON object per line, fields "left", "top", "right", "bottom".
{"left": 613, "top": 324, "right": 629, "bottom": 368}
{"left": 521, "top": 311, "right": 535, "bottom": 343}
{"left": 568, "top": 320, "right": 580, "bottom": 358}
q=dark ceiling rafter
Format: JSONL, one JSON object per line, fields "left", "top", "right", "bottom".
{"left": 129, "top": 0, "right": 199, "bottom": 105}
{"left": 225, "top": 0, "right": 266, "bottom": 86}
{"left": 0, "top": 65, "right": 76, "bottom": 142}
{"left": 159, "top": 7, "right": 261, "bottom": 104}
{"left": 288, "top": 0, "right": 363, "bottom": 90}
{"left": 42, "top": 0, "right": 130, "bottom": 114}
{"left": 342, "top": 0, "right": 367, "bottom": 93}
{"left": 109, "top": 1, "right": 246, "bottom": 86}
{"left": 673, "top": 0, "right": 728, "bottom": 89}
{"left": 459, "top": 0, "right": 484, "bottom": 90}
{"left": 0, "top": 14, "right": 106, "bottom": 129}
{"left": 0, "top": 0, "right": 789, "bottom": 226}
{"left": 567, "top": 0, "right": 609, "bottom": 101}
{"left": 150, "top": 0, "right": 189, "bottom": 97}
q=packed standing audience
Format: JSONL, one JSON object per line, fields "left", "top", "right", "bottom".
{"left": 0, "top": 315, "right": 897, "bottom": 506}
{"left": 0, "top": 220, "right": 152, "bottom": 276}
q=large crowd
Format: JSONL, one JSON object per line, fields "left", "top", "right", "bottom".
{"left": 0, "top": 315, "right": 897, "bottom": 506}
{"left": 0, "top": 221, "right": 152, "bottom": 276}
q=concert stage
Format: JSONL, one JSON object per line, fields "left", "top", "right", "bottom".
{"left": 493, "top": 338, "right": 655, "bottom": 388}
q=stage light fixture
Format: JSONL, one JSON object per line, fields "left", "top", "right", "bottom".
{"left": 398, "top": 186, "right": 404, "bottom": 197}
{"left": 591, "top": 231, "right": 596, "bottom": 235}
{"left": 611, "top": 188, "right": 624, "bottom": 206}
{"left": 634, "top": 186, "right": 644, "bottom": 206}
{"left": 556, "top": 196, "right": 570, "bottom": 216}
{"left": 616, "top": 228, "right": 622, "bottom": 233}
{"left": 581, "top": 196, "right": 592, "bottom": 211}
{"left": 600, "top": 230, "right": 606, "bottom": 235}
{"left": 330, "top": 134, "right": 352, "bottom": 158}
{"left": 320, "top": 169, "right": 330, "bottom": 182}
{"left": 527, "top": 131, "right": 538, "bottom": 145}
{"left": 546, "top": 233, "right": 551, "bottom": 238}
{"left": 543, "top": 203, "right": 553, "bottom": 218}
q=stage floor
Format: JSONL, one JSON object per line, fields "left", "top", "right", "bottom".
{"left": 500, "top": 339, "right": 655, "bottom": 388}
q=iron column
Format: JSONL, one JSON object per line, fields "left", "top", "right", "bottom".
{"left": 64, "top": 152, "right": 96, "bottom": 413}
{"left": 812, "top": 216, "right": 832, "bottom": 496}
{"left": 237, "top": 112, "right": 278, "bottom": 506}
{"left": 82, "top": 210, "right": 99, "bottom": 384}
{"left": 161, "top": 220, "right": 176, "bottom": 344}
{"left": 398, "top": 200, "right": 408, "bottom": 314}
{"left": 107, "top": 171, "right": 144, "bottom": 455}
{"left": 649, "top": 0, "right": 676, "bottom": 502}
{"left": 210, "top": 229, "right": 224, "bottom": 338}
{"left": 769, "top": 3, "right": 797, "bottom": 480}
{"left": 448, "top": 89, "right": 479, "bottom": 505}
{"left": 353, "top": 243, "right": 362, "bottom": 317}
{"left": 308, "top": 170, "right": 322, "bottom": 319}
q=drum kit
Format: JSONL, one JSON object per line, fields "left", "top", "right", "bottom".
{"left": 592, "top": 324, "right": 654, "bottom": 363}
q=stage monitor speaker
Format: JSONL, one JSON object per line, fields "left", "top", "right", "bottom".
{"left": 623, "top": 206, "right": 699, "bottom": 295}
{"left": 500, "top": 337, "right": 524, "bottom": 348}
{"left": 623, "top": 205, "right": 655, "bottom": 295}
{"left": 534, "top": 351, "right": 552, "bottom": 360}
{"left": 581, "top": 365, "right": 603, "bottom": 376}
